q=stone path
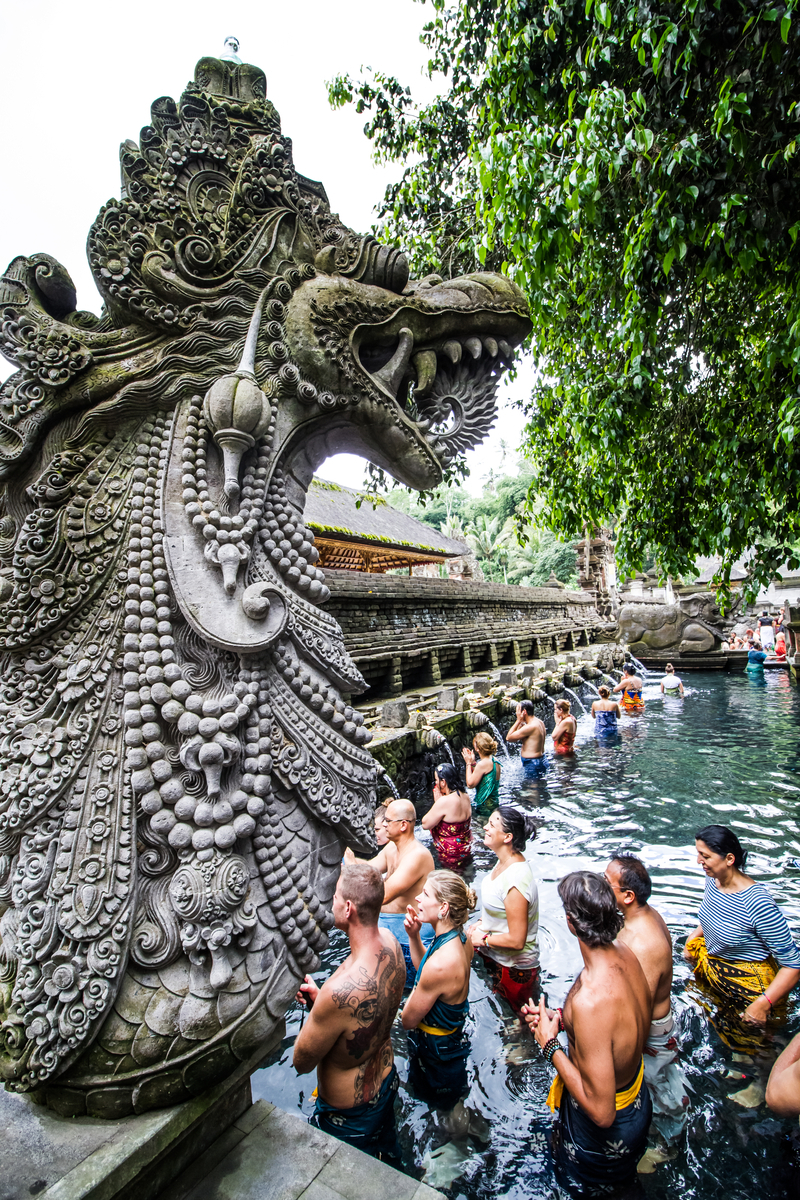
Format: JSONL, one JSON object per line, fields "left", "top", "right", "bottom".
{"left": 158, "top": 1099, "right": 443, "bottom": 1200}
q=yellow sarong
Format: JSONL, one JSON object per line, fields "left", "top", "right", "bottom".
{"left": 546, "top": 1056, "right": 644, "bottom": 1113}
{"left": 685, "top": 933, "right": 782, "bottom": 1051}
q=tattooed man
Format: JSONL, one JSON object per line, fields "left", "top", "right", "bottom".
{"left": 293, "top": 863, "right": 406, "bottom": 1163}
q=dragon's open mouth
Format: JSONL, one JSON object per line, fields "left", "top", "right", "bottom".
{"left": 355, "top": 316, "right": 527, "bottom": 465}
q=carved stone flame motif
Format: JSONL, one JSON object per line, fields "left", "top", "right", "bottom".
{"left": 0, "top": 47, "right": 530, "bottom": 1115}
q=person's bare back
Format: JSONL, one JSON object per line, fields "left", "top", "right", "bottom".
{"left": 293, "top": 866, "right": 406, "bottom": 1110}
{"left": 564, "top": 940, "right": 651, "bottom": 1093}
{"left": 605, "top": 856, "right": 673, "bottom": 1020}
{"left": 313, "top": 930, "right": 405, "bottom": 1106}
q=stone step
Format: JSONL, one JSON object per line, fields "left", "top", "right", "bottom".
{"left": 157, "top": 1098, "right": 443, "bottom": 1200}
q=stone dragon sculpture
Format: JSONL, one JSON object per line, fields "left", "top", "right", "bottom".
{"left": 0, "top": 53, "right": 530, "bottom": 1114}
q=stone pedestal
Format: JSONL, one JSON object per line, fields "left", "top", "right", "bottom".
{"left": 0, "top": 1037, "right": 278, "bottom": 1200}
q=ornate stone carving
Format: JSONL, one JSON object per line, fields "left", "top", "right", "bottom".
{"left": 0, "top": 49, "right": 530, "bottom": 1113}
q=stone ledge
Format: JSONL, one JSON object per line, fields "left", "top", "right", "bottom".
{"left": 0, "top": 1034, "right": 282, "bottom": 1200}
{"left": 168, "top": 1100, "right": 445, "bottom": 1200}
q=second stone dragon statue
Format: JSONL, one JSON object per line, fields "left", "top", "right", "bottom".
{"left": 0, "top": 50, "right": 530, "bottom": 1113}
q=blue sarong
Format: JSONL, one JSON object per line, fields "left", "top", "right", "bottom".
{"left": 378, "top": 911, "right": 435, "bottom": 989}
{"left": 311, "top": 1064, "right": 401, "bottom": 1165}
{"left": 593, "top": 710, "right": 618, "bottom": 738}
{"left": 407, "top": 930, "right": 470, "bottom": 1108}
{"left": 521, "top": 754, "right": 548, "bottom": 778}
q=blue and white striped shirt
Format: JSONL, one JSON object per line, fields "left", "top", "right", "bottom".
{"left": 698, "top": 879, "right": 800, "bottom": 968}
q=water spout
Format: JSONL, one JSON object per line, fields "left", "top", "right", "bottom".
{"left": 381, "top": 770, "right": 400, "bottom": 799}
{"left": 562, "top": 686, "right": 588, "bottom": 715}
{"left": 582, "top": 680, "right": 602, "bottom": 698}
{"left": 629, "top": 654, "right": 653, "bottom": 677}
{"left": 443, "top": 742, "right": 456, "bottom": 767}
{"left": 485, "top": 719, "right": 511, "bottom": 761}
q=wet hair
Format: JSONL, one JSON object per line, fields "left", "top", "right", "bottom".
{"left": 435, "top": 762, "right": 463, "bottom": 792}
{"left": 695, "top": 824, "right": 748, "bottom": 869}
{"left": 374, "top": 805, "right": 387, "bottom": 822}
{"left": 339, "top": 863, "right": 384, "bottom": 925}
{"left": 558, "top": 871, "right": 624, "bottom": 946}
{"left": 665, "top": 663, "right": 674, "bottom": 672}
{"left": 555, "top": 699, "right": 571, "bottom": 713}
{"left": 610, "top": 854, "right": 652, "bottom": 906}
{"left": 518, "top": 699, "right": 536, "bottom": 716}
{"left": 598, "top": 685, "right": 611, "bottom": 698}
{"left": 473, "top": 731, "right": 498, "bottom": 756}
{"left": 427, "top": 869, "right": 478, "bottom": 929}
{"left": 497, "top": 805, "right": 538, "bottom": 853}
{"left": 624, "top": 663, "right": 636, "bottom": 674}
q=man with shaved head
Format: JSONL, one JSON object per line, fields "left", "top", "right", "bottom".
{"left": 370, "top": 798, "right": 436, "bottom": 987}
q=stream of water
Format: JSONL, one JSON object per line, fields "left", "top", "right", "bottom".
{"left": 253, "top": 670, "right": 800, "bottom": 1198}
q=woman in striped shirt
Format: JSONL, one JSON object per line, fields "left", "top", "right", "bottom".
{"left": 685, "top": 824, "right": 800, "bottom": 1045}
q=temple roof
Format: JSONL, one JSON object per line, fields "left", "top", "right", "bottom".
{"left": 304, "top": 478, "right": 467, "bottom": 560}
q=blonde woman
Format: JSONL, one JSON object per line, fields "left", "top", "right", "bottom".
{"left": 403, "top": 870, "right": 476, "bottom": 1106}
{"left": 462, "top": 731, "right": 501, "bottom": 811}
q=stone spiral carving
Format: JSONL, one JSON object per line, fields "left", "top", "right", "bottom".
{"left": 0, "top": 49, "right": 530, "bottom": 1115}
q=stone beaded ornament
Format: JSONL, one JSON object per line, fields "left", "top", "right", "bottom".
{"left": 0, "top": 50, "right": 530, "bottom": 1114}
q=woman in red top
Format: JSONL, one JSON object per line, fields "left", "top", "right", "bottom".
{"left": 422, "top": 763, "right": 473, "bottom": 869}
{"left": 552, "top": 699, "right": 577, "bottom": 755}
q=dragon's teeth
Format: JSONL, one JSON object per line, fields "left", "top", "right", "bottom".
{"left": 483, "top": 337, "right": 498, "bottom": 357}
{"left": 464, "top": 337, "right": 482, "bottom": 360}
{"left": 498, "top": 339, "right": 512, "bottom": 360}
{"left": 443, "top": 340, "right": 462, "bottom": 364}
{"left": 412, "top": 350, "right": 437, "bottom": 397}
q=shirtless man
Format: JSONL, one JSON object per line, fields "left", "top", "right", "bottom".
{"left": 345, "top": 805, "right": 398, "bottom": 877}
{"left": 370, "top": 798, "right": 436, "bottom": 987}
{"left": 293, "top": 863, "right": 406, "bottom": 1163}
{"left": 605, "top": 855, "right": 688, "bottom": 1142}
{"left": 506, "top": 699, "right": 547, "bottom": 777}
{"left": 523, "top": 871, "right": 652, "bottom": 1195}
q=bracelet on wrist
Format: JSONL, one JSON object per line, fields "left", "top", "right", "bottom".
{"left": 541, "top": 1036, "right": 560, "bottom": 1065}
{"left": 764, "top": 993, "right": 773, "bottom": 1008}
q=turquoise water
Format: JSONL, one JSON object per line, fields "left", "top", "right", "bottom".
{"left": 252, "top": 670, "right": 800, "bottom": 1197}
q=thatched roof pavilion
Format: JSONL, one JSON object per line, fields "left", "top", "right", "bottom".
{"left": 304, "top": 479, "right": 467, "bottom": 573}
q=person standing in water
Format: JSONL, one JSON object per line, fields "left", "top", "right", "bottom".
{"left": 605, "top": 855, "right": 688, "bottom": 1143}
{"left": 422, "top": 763, "right": 473, "bottom": 870}
{"left": 523, "top": 872, "right": 653, "bottom": 1196}
{"left": 469, "top": 807, "right": 540, "bottom": 1013}
{"left": 613, "top": 662, "right": 645, "bottom": 711}
{"left": 746, "top": 639, "right": 768, "bottom": 672}
{"left": 293, "top": 864, "right": 406, "bottom": 1164}
{"left": 402, "top": 870, "right": 476, "bottom": 1108}
{"left": 685, "top": 824, "right": 800, "bottom": 1051}
{"left": 462, "top": 732, "right": 501, "bottom": 812}
{"left": 590, "top": 685, "right": 621, "bottom": 737}
{"left": 552, "top": 699, "right": 577, "bottom": 755}
{"left": 370, "top": 799, "right": 436, "bottom": 988}
{"left": 660, "top": 663, "right": 684, "bottom": 697}
{"left": 506, "top": 699, "right": 547, "bottom": 775}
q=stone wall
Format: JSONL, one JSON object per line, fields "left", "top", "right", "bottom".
{"left": 323, "top": 570, "right": 612, "bottom": 697}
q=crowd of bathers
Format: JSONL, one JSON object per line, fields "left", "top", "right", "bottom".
{"left": 288, "top": 665, "right": 800, "bottom": 1197}
{"left": 729, "top": 603, "right": 790, "bottom": 660}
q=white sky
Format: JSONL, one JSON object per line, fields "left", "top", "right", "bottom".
{"left": 0, "top": 0, "right": 530, "bottom": 495}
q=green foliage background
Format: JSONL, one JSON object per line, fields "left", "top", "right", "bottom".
{"left": 331, "top": 0, "right": 800, "bottom": 601}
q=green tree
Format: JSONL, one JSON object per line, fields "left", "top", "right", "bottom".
{"left": 465, "top": 514, "right": 510, "bottom": 581}
{"left": 331, "top": 0, "right": 800, "bottom": 600}
{"left": 507, "top": 528, "right": 579, "bottom": 588}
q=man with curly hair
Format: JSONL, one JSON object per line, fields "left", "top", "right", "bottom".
{"left": 523, "top": 870, "right": 653, "bottom": 1196}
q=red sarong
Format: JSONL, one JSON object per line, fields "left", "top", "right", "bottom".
{"left": 432, "top": 817, "right": 473, "bottom": 869}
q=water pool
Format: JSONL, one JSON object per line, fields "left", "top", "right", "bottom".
{"left": 252, "top": 670, "right": 800, "bottom": 1197}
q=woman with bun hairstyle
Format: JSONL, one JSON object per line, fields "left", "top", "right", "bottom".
{"left": 685, "top": 824, "right": 800, "bottom": 1048}
{"left": 469, "top": 806, "right": 540, "bottom": 1013}
{"left": 590, "top": 685, "right": 621, "bottom": 737}
{"left": 403, "top": 870, "right": 476, "bottom": 1106}
{"left": 462, "top": 731, "right": 501, "bottom": 811}
{"left": 422, "top": 762, "right": 473, "bottom": 869}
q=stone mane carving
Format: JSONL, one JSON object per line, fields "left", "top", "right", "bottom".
{"left": 0, "top": 52, "right": 530, "bottom": 1114}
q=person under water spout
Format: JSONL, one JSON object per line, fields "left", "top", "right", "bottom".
{"left": 422, "top": 762, "right": 473, "bottom": 870}
{"left": 506, "top": 699, "right": 547, "bottom": 776}
{"left": 402, "top": 871, "right": 475, "bottom": 1109}
{"left": 552, "top": 699, "right": 577, "bottom": 755}
{"left": 590, "top": 685, "right": 621, "bottom": 738}
{"left": 462, "top": 731, "right": 502, "bottom": 813}
{"left": 614, "top": 663, "right": 646, "bottom": 712}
